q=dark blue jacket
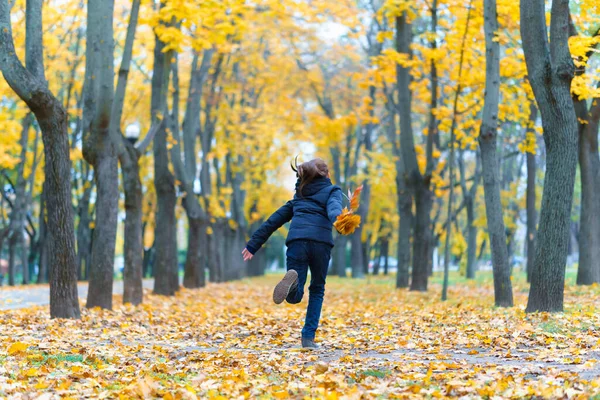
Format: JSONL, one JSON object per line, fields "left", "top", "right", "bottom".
{"left": 246, "top": 177, "right": 343, "bottom": 254}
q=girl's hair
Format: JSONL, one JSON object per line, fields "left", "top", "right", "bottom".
{"left": 291, "top": 157, "right": 329, "bottom": 196}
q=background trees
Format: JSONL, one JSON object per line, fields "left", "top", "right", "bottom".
{"left": 0, "top": 0, "right": 598, "bottom": 316}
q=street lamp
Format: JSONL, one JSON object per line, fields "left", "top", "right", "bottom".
{"left": 125, "top": 123, "right": 141, "bottom": 145}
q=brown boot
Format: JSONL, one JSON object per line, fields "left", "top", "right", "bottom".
{"left": 273, "top": 270, "right": 298, "bottom": 304}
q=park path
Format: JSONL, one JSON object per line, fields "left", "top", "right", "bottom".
{"left": 0, "top": 279, "right": 155, "bottom": 310}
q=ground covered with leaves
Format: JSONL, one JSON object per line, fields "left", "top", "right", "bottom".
{"left": 1, "top": 273, "right": 599, "bottom": 399}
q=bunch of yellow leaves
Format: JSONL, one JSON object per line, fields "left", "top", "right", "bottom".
{"left": 334, "top": 185, "right": 363, "bottom": 235}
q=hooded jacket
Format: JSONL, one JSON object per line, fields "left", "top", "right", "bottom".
{"left": 245, "top": 176, "right": 343, "bottom": 254}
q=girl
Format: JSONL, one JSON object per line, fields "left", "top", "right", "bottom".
{"left": 242, "top": 158, "right": 343, "bottom": 349}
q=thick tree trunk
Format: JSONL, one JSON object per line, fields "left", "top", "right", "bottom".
{"left": 479, "top": 0, "right": 513, "bottom": 307}
{"left": 574, "top": 86, "right": 600, "bottom": 285}
{"left": 522, "top": 0, "right": 579, "bottom": 312}
{"left": 396, "top": 190, "right": 412, "bottom": 289}
{"left": 395, "top": 13, "right": 431, "bottom": 291}
{"left": 121, "top": 141, "right": 144, "bottom": 305}
{"left": 209, "top": 221, "right": 225, "bottom": 282}
{"left": 412, "top": 186, "right": 432, "bottom": 291}
{"left": 0, "top": 0, "right": 80, "bottom": 318}
{"left": 84, "top": 0, "right": 117, "bottom": 310}
{"left": 151, "top": 17, "right": 178, "bottom": 296}
{"left": 526, "top": 104, "right": 538, "bottom": 283}
{"left": 86, "top": 151, "right": 118, "bottom": 308}
{"left": 183, "top": 217, "right": 205, "bottom": 288}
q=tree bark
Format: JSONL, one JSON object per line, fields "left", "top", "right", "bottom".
{"left": 76, "top": 180, "right": 93, "bottom": 280}
{"left": 152, "top": 16, "right": 177, "bottom": 296}
{"left": 526, "top": 104, "right": 538, "bottom": 283}
{"left": 522, "top": 0, "right": 579, "bottom": 313}
{"left": 572, "top": 21, "right": 600, "bottom": 285}
{"left": 120, "top": 140, "right": 144, "bottom": 305}
{"left": 576, "top": 90, "right": 600, "bottom": 284}
{"left": 8, "top": 114, "right": 33, "bottom": 285}
{"left": 333, "top": 235, "right": 347, "bottom": 277}
{"left": 172, "top": 50, "right": 213, "bottom": 289}
{"left": 479, "top": 0, "right": 513, "bottom": 307}
{"left": 183, "top": 217, "right": 205, "bottom": 288}
{"left": 441, "top": 139, "right": 455, "bottom": 301}
{"left": 0, "top": 0, "right": 80, "bottom": 318}
{"left": 395, "top": 12, "right": 431, "bottom": 292}
{"left": 84, "top": 0, "right": 117, "bottom": 310}
{"left": 385, "top": 106, "right": 412, "bottom": 289}
{"left": 396, "top": 185, "right": 412, "bottom": 289}
{"left": 350, "top": 233, "right": 365, "bottom": 278}
{"left": 110, "top": 0, "right": 144, "bottom": 305}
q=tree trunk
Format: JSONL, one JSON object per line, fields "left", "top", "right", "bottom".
{"left": 183, "top": 217, "right": 205, "bottom": 288}
{"left": 526, "top": 104, "right": 538, "bottom": 283}
{"left": 412, "top": 185, "right": 432, "bottom": 291}
{"left": 151, "top": 15, "right": 178, "bottom": 296}
{"left": 0, "top": 0, "right": 80, "bottom": 318}
{"left": 479, "top": 0, "right": 513, "bottom": 307}
{"left": 76, "top": 181, "right": 92, "bottom": 280}
{"left": 120, "top": 141, "right": 144, "bottom": 305}
{"left": 396, "top": 190, "right": 412, "bottom": 289}
{"left": 9, "top": 114, "right": 33, "bottom": 285}
{"left": 333, "top": 235, "right": 347, "bottom": 277}
{"left": 458, "top": 147, "right": 481, "bottom": 280}
{"left": 465, "top": 196, "right": 477, "bottom": 279}
{"left": 350, "top": 233, "right": 365, "bottom": 278}
{"left": 36, "top": 191, "right": 48, "bottom": 284}
{"left": 113, "top": 0, "right": 144, "bottom": 305}
{"left": 441, "top": 117, "right": 456, "bottom": 302}
{"left": 522, "top": 0, "right": 579, "bottom": 312}
{"left": 142, "top": 242, "right": 154, "bottom": 278}
{"left": 574, "top": 77, "right": 600, "bottom": 284}
{"left": 84, "top": 0, "right": 117, "bottom": 310}
{"left": 395, "top": 12, "right": 431, "bottom": 292}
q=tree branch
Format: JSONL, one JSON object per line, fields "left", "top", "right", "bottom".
{"left": 135, "top": 116, "right": 166, "bottom": 153}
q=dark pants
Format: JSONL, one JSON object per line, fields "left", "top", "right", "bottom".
{"left": 285, "top": 240, "right": 331, "bottom": 339}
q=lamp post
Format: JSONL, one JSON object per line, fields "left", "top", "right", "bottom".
{"left": 125, "top": 123, "right": 141, "bottom": 145}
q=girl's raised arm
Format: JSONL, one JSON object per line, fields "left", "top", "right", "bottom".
{"left": 244, "top": 201, "right": 293, "bottom": 255}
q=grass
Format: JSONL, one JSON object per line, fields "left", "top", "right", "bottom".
{"left": 539, "top": 322, "right": 562, "bottom": 334}
{"left": 362, "top": 369, "right": 391, "bottom": 379}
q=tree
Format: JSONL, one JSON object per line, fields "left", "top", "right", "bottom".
{"left": 394, "top": 7, "right": 435, "bottom": 292}
{"left": 478, "top": 0, "right": 513, "bottom": 307}
{"left": 570, "top": 21, "right": 600, "bottom": 286}
{"left": 525, "top": 103, "right": 538, "bottom": 283}
{"left": 151, "top": 5, "right": 177, "bottom": 296}
{"left": 111, "top": 0, "right": 144, "bottom": 305}
{"left": 83, "top": 0, "right": 118, "bottom": 310}
{"left": 521, "top": 0, "right": 579, "bottom": 312}
{"left": 0, "top": 0, "right": 80, "bottom": 318}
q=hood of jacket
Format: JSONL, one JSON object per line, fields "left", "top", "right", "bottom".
{"left": 294, "top": 176, "right": 333, "bottom": 197}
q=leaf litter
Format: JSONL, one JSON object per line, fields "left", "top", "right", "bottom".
{"left": 0, "top": 276, "right": 599, "bottom": 399}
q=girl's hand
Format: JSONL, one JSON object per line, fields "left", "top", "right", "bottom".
{"left": 242, "top": 248, "right": 254, "bottom": 262}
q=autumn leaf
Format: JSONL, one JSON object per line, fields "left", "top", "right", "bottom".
{"left": 7, "top": 341, "right": 28, "bottom": 355}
